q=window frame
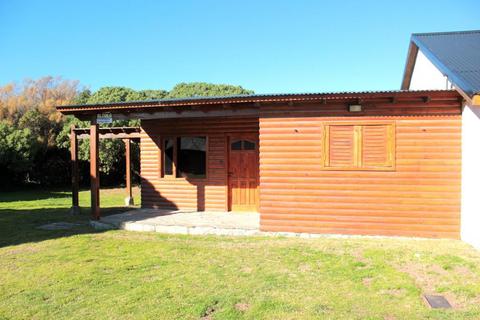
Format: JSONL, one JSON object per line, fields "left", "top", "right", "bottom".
{"left": 160, "top": 135, "right": 208, "bottom": 180}
{"left": 161, "top": 137, "right": 176, "bottom": 178}
{"left": 322, "top": 121, "right": 396, "bottom": 171}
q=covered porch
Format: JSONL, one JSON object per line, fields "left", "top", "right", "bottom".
{"left": 92, "top": 209, "right": 260, "bottom": 236}
{"left": 58, "top": 96, "right": 262, "bottom": 220}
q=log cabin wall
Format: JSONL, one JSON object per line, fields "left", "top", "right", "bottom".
{"left": 259, "top": 96, "right": 462, "bottom": 239}
{"left": 140, "top": 117, "right": 259, "bottom": 211}
{"left": 137, "top": 91, "right": 462, "bottom": 239}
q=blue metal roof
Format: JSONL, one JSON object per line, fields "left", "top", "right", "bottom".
{"left": 411, "top": 30, "right": 480, "bottom": 97}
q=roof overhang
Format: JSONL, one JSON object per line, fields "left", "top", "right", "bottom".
{"left": 56, "top": 90, "right": 463, "bottom": 121}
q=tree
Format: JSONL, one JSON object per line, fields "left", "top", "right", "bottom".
{"left": 137, "top": 89, "right": 168, "bottom": 100}
{"left": 74, "top": 89, "right": 92, "bottom": 104}
{"left": 0, "top": 77, "right": 81, "bottom": 186}
{"left": 0, "top": 77, "right": 79, "bottom": 123}
{"left": 167, "top": 82, "right": 254, "bottom": 98}
{"left": 0, "top": 76, "right": 81, "bottom": 141}
{"left": 0, "top": 78, "right": 255, "bottom": 187}
{"left": 87, "top": 87, "right": 140, "bottom": 104}
{"left": 0, "top": 121, "right": 38, "bottom": 185}
{"left": 18, "top": 108, "right": 61, "bottom": 150}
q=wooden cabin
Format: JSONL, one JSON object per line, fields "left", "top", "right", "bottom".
{"left": 58, "top": 90, "right": 463, "bottom": 239}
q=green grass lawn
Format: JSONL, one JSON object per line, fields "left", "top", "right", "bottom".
{"left": 1, "top": 188, "right": 480, "bottom": 319}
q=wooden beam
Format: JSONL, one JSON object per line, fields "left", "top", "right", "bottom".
{"left": 401, "top": 41, "right": 419, "bottom": 90}
{"left": 69, "top": 124, "right": 80, "bottom": 215}
{"left": 112, "top": 108, "right": 259, "bottom": 120}
{"left": 90, "top": 118, "right": 100, "bottom": 220}
{"left": 77, "top": 132, "right": 142, "bottom": 140}
{"left": 124, "top": 139, "right": 134, "bottom": 206}
{"left": 74, "top": 127, "right": 141, "bottom": 140}
{"left": 472, "top": 95, "right": 480, "bottom": 107}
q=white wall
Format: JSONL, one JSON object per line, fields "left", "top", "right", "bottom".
{"left": 409, "top": 50, "right": 451, "bottom": 90}
{"left": 408, "top": 49, "right": 479, "bottom": 249}
{"left": 462, "top": 105, "right": 480, "bottom": 249}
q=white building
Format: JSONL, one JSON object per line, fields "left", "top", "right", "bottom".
{"left": 401, "top": 30, "right": 480, "bottom": 249}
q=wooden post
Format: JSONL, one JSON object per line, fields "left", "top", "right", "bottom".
{"left": 124, "top": 138, "right": 134, "bottom": 206}
{"left": 69, "top": 124, "right": 80, "bottom": 215}
{"left": 90, "top": 117, "right": 100, "bottom": 220}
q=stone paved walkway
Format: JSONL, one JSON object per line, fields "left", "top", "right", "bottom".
{"left": 93, "top": 209, "right": 261, "bottom": 236}
{"left": 37, "top": 222, "right": 86, "bottom": 230}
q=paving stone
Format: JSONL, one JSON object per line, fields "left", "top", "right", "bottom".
{"left": 37, "top": 222, "right": 84, "bottom": 230}
{"left": 97, "top": 209, "right": 260, "bottom": 236}
{"left": 90, "top": 220, "right": 116, "bottom": 230}
{"left": 154, "top": 225, "right": 189, "bottom": 234}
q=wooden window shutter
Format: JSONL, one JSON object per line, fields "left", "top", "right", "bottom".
{"left": 324, "top": 122, "right": 395, "bottom": 171}
{"left": 361, "top": 124, "right": 395, "bottom": 168}
{"left": 325, "top": 125, "right": 355, "bottom": 168}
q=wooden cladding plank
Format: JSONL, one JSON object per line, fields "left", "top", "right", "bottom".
{"left": 260, "top": 225, "right": 458, "bottom": 239}
{"left": 259, "top": 115, "right": 461, "bottom": 239}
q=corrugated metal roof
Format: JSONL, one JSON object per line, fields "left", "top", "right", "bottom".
{"left": 411, "top": 30, "right": 480, "bottom": 97}
{"left": 58, "top": 89, "right": 456, "bottom": 110}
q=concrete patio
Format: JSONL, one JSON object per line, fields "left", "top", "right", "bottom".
{"left": 91, "top": 209, "right": 261, "bottom": 236}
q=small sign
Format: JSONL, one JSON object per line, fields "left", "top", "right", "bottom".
{"left": 97, "top": 113, "right": 113, "bottom": 124}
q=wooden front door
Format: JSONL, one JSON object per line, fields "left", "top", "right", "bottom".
{"left": 228, "top": 134, "right": 259, "bottom": 212}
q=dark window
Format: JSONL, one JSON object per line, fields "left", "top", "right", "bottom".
{"left": 243, "top": 140, "right": 255, "bottom": 150}
{"left": 177, "top": 136, "right": 206, "bottom": 178}
{"left": 231, "top": 140, "right": 256, "bottom": 150}
{"left": 231, "top": 140, "right": 242, "bottom": 150}
{"left": 164, "top": 138, "right": 174, "bottom": 175}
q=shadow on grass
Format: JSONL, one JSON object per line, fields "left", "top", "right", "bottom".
{"left": 0, "top": 206, "right": 131, "bottom": 248}
{"left": 0, "top": 190, "right": 71, "bottom": 202}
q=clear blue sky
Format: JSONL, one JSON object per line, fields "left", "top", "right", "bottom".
{"left": 0, "top": 0, "right": 477, "bottom": 94}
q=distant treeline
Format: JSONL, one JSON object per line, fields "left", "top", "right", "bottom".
{"left": 0, "top": 77, "right": 253, "bottom": 188}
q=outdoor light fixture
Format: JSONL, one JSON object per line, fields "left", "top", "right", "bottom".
{"left": 349, "top": 104, "right": 362, "bottom": 112}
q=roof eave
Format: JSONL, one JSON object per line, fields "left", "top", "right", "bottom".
{"left": 56, "top": 90, "right": 461, "bottom": 116}
{"left": 409, "top": 35, "right": 477, "bottom": 98}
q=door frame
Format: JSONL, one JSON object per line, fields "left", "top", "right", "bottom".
{"left": 226, "top": 132, "right": 260, "bottom": 212}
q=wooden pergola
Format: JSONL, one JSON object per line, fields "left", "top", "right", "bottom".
{"left": 69, "top": 123, "right": 141, "bottom": 219}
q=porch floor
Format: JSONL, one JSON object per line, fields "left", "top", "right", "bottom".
{"left": 94, "top": 209, "right": 261, "bottom": 236}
